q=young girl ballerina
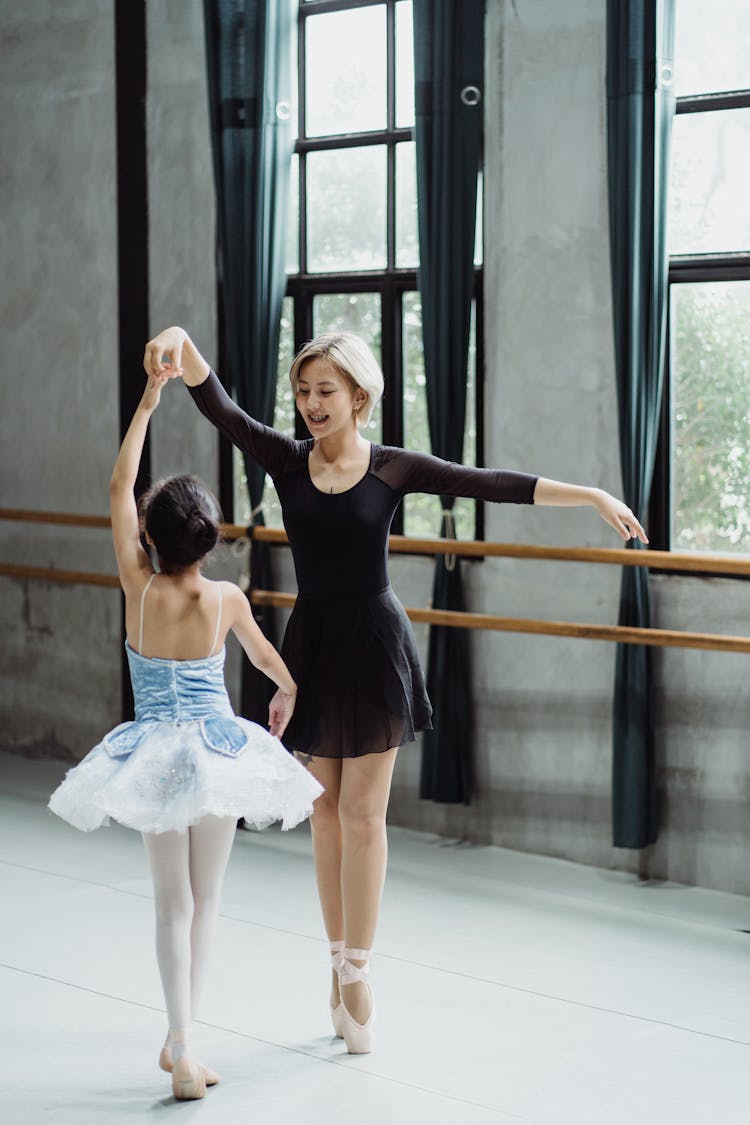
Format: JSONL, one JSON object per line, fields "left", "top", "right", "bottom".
{"left": 48, "top": 372, "right": 323, "bottom": 1100}
{"left": 143, "top": 326, "right": 647, "bottom": 1056}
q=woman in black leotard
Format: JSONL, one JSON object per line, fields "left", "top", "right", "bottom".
{"left": 144, "top": 326, "right": 647, "bottom": 1053}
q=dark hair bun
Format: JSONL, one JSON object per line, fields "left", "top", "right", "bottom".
{"left": 186, "top": 509, "right": 218, "bottom": 551}
{"left": 141, "top": 475, "right": 221, "bottom": 573}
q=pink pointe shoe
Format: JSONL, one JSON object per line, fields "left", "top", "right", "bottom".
{"left": 330, "top": 939, "right": 345, "bottom": 1038}
{"left": 339, "top": 947, "right": 375, "bottom": 1054}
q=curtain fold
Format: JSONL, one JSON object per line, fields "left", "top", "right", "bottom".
{"left": 606, "top": 0, "right": 675, "bottom": 847}
{"left": 204, "top": 0, "right": 293, "bottom": 723}
{"left": 413, "top": 0, "right": 484, "bottom": 804}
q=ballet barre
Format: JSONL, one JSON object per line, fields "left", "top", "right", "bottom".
{"left": 239, "top": 523, "right": 750, "bottom": 578}
{"left": 247, "top": 590, "right": 750, "bottom": 654}
{"left": 1, "top": 507, "right": 749, "bottom": 654}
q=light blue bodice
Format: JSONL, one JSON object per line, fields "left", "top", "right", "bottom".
{"left": 125, "top": 643, "right": 234, "bottom": 722}
{"left": 100, "top": 645, "right": 248, "bottom": 760}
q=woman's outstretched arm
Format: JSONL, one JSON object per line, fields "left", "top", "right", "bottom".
{"left": 110, "top": 373, "right": 169, "bottom": 591}
{"left": 375, "top": 448, "right": 647, "bottom": 543}
{"left": 532, "top": 478, "right": 647, "bottom": 543}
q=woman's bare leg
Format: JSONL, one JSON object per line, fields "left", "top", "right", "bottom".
{"left": 338, "top": 747, "right": 398, "bottom": 1023}
{"left": 297, "top": 754, "right": 344, "bottom": 1005}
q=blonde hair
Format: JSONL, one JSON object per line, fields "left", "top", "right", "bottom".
{"left": 289, "top": 332, "right": 384, "bottom": 427}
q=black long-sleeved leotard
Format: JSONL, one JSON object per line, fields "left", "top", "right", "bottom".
{"left": 189, "top": 371, "right": 538, "bottom": 600}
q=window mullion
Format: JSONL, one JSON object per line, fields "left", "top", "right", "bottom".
{"left": 649, "top": 296, "right": 672, "bottom": 552}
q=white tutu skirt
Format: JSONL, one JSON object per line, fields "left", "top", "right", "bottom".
{"left": 48, "top": 715, "right": 324, "bottom": 835}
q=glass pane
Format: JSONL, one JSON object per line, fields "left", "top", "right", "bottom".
{"left": 312, "top": 292, "right": 383, "bottom": 441}
{"left": 395, "top": 0, "right": 415, "bottom": 129}
{"left": 672, "top": 282, "right": 750, "bottom": 553}
{"left": 396, "top": 141, "right": 418, "bottom": 268}
{"left": 403, "top": 293, "right": 477, "bottom": 539}
{"left": 286, "top": 154, "right": 299, "bottom": 275}
{"left": 274, "top": 296, "right": 297, "bottom": 438}
{"left": 307, "top": 147, "right": 387, "bottom": 271}
{"left": 305, "top": 7, "right": 386, "bottom": 137}
{"left": 474, "top": 169, "right": 483, "bottom": 267}
{"left": 668, "top": 109, "right": 750, "bottom": 254}
{"left": 674, "top": 0, "right": 750, "bottom": 97}
{"left": 234, "top": 297, "right": 295, "bottom": 529}
{"left": 289, "top": 8, "right": 299, "bottom": 139}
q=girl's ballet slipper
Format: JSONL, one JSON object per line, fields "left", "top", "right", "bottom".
{"left": 171, "top": 1055, "right": 206, "bottom": 1101}
{"left": 159, "top": 1045, "right": 219, "bottom": 1086}
{"left": 339, "top": 947, "right": 375, "bottom": 1054}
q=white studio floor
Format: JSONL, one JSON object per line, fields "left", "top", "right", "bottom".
{"left": 1, "top": 751, "right": 748, "bottom": 1125}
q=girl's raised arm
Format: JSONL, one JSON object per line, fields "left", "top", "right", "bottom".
{"left": 145, "top": 326, "right": 298, "bottom": 480}
{"left": 144, "top": 326, "right": 209, "bottom": 387}
{"left": 110, "top": 374, "right": 169, "bottom": 592}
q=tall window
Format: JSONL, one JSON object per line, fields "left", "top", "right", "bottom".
{"left": 652, "top": 1, "right": 750, "bottom": 555}
{"left": 235, "top": 0, "right": 483, "bottom": 539}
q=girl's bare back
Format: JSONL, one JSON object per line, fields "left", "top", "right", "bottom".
{"left": 125, "top": 574, "right": 226, "bottom": 661}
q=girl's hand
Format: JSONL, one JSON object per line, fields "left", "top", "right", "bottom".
{"left": 140, "top": 372, "right": 170, "bottom": 413}
{"left": 144, "top": 326, "right": 186, "bottom": 379}
{"left": 595, "top": 491, "right": 649, "bottom": 543}
{"left": 268, "top": 688, "right": 296, "bottom": 739}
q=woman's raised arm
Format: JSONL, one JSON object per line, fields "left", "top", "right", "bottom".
{"left": 144, "top": 327, "right": 209, "bottom": 387}
{"left": 144, "top": 327, "right": 299, "bottom": 480}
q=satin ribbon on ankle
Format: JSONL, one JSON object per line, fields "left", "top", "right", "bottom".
{"left": 329, "top": 939, "right": 346, "bottom": 973}
{"left": 340, "top": 947, "right": 371, "bottom": 986}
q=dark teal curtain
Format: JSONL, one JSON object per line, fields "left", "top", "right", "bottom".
{"left": 204, "top": 0, "right": 293, "bottom": 722}
{"left": 413, "top": 0, "right": 484, "bottom": 804}
{"left": 606, "top": 0, "right": 675, "bottom": 847}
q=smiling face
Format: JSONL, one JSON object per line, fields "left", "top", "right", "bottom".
{"left": 295, "top": 357, "right": 367, "bottom": 438}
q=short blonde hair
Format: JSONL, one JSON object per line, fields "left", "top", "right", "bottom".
{"left": 289, "top": 332, "right": 384, "bottom": 427}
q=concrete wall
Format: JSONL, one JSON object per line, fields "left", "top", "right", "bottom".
{"left": 387, "top": 0, "right": 750, "bottom": 897}
{"left": 147, "top": 0, "right": 217, "bottom": 490}
{"left": 1, "top": 0, "right": 747, "bottom": 894}
{"left": 0, "top": 0, "right": 121, "bottom": 758}
{"left": 0, "top": 0, "right": 236, "bottom": 744}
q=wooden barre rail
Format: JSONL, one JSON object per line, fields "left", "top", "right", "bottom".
{"left": 1, "top": 506, "right": 749, "bottom": 576}
{"left": 1, "top": 562, "right": 748, "bottom": 654}
{"left": 249, "top": 590, "right": 750, "bottom": 654}
{"left": 0, "top": 508, "right": 112, "bottom": 529}
{"left": 0, "top": 563, "right": 120, "bottom": 588}
{"left": 244, "top": 526, "right": 750, "bottom": 576}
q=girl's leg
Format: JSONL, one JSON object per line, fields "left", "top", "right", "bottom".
{"left": 296, "top": 754, "right": 344, "bottom": 1005}
{"left": 338, "top": 747, "right": 398, "bottom": 1023}
{"left": 188, "top": 815, "right": 238, "bottom": 1017}
{"left": 142, "top": 830, "right": 194, "bottom": 1058}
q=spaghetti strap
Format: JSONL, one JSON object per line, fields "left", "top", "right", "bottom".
{"left": 208, "top": 583, "right": 223, "bottom": 657}
{"left": 138, "top": 573, "right": 156, "bottom": 655}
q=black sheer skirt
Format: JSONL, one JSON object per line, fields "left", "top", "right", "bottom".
{"left": 280, "top": 586, "right": 433, "bottom": 759}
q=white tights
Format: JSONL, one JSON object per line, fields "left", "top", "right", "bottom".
{"left": 142, "top": 815, "right": 237, "bottom": 1048}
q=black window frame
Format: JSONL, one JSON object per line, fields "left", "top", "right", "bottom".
{"left": 284, "top": 0, "right": 485, "bottom": 540}
{"left": 649, "top": 86, "right": 750, "bottom": 574}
